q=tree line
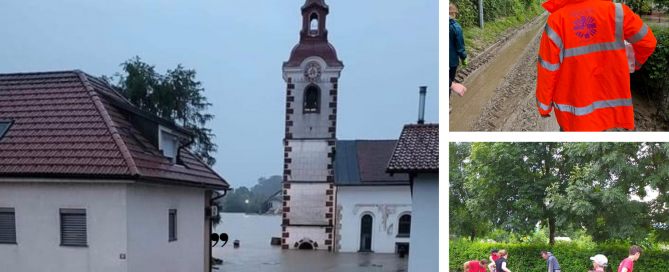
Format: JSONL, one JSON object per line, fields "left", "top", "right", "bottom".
{"left": 450, "top": 143, "right": 669, "bottom": 245}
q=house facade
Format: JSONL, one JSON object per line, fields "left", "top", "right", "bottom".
{"left": 0, "top": 71, "right": 229, "bottom": 272}
{"left": 388, "top": 124, "right": 439, "bottom": 272}
{"left": 333, "top": 140, "right": 412, "bottom": 254}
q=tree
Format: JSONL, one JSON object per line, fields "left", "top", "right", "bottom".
{"left": 107, "top": 56, "right": 217, "bottom": 165}
{"left": 449, "top": 142, "right": 490, "bottom": 241}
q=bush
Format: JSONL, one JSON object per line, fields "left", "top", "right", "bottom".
{"left": 630, "top": 26, "right": 669, "bottom": 121}
{"left": 450, "top": 241, "right": 669, "bottom": 272}
{"left": 450, "top": 0, "right": 542, "bottom": 28}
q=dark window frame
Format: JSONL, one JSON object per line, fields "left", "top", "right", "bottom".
{"left": 0, "top": 207, "right": 17, "bottom": 244}
{"left": 60, "top": 208, "right": 87, "bottom": 247}
{"left": 169, "top": 209, "right": 177, "bottom": 242}
{"left": 397, "top": 214, "right": 411, "bottom": 238}
{"left": 303, "top": 85, "right": 321, "bottom": 114}
{"left": 0, "top": 120, "right": 13, "bottom": 140}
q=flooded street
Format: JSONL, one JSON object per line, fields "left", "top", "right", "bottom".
{"left": 213, "top": 213, "right": 408, "bottom": 272}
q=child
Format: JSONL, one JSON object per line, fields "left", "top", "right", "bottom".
{"left": 589, "top": 254, "right": 608, "bottom": 272}
{"left": 618, "top": 245, "right": 643, "bottom": 272}
{"left": 495, "top": 250, "right": 511, "bottom": 272}
{"left": 488, "top": 249, "right": 500, "bottom": 272}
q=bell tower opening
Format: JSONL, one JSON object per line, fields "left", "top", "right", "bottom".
{"left": 309, "top": 13, "right": 319, "bottom": 36}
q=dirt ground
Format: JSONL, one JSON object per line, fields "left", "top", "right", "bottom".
{"left": 449, "top": 13, "right": 662, "bottom": 132}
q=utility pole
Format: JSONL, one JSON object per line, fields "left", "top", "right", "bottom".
{"left": 479, "top": 0, "right": 484, "bottom": 29}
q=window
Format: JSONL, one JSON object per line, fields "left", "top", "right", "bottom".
{"left": 304, "top": 86, "right": 320, "bottom": 113}
{"left": 169, "top": 209, "right": 177, "bottom": 241}
{"left": 309, "top": 13, "right": 319, "bottom": 36}
{"left": 397, "top": 214, "right": 411, "bottom": 237}
{"left": 60, "top": 209, "right": 87, "bottom": 247}
{"left": 159, "top": 129, "right": 179, "bottom": 163}
{"left": 0, "top": 120, "right": 12, "bottom": 140}
{"left": 0, "top": 208, "right": 16, "bottom": 244}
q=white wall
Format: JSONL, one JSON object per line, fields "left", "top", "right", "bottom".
{"left": 408, "top": 174, "right": 439, "bottom": 272}
{"left": 0, "top": 182, "right": 129, "bottom": 272}
{"left": 126, "top": 183, "right": 205, "bottom": 272}
{"left": 336, "top": 186, "right": 411, "bottom": 253}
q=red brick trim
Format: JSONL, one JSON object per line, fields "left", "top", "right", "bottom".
{"left": 282, "top": 245, "right": 289, "bottom": 249}
{"left": 282, "top": 232, "right": 289, "bottom": 238}
{"left": 283, "top": 206, "right": 290, "bottom": 212}
{"left": 330, "top": 77, "right": 338, "bottom": 83}
{"left": 283, "top": 195, "right": 291, "bottom": 201}
{"left": 283, "top": 183, "right": 291, "bottom": 189}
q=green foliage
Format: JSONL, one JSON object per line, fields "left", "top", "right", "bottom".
{"left": 107, "top": 56, "right": 217, "bottom": 165}
{"left": 450, "top": 241, "right": 669, "bottom": 272}
{"left": 631, "top": 26, "right": 669, "bottom": 122}
{"left": 220, "top": 175, "right": 282, "bottom": 213}
{"left": 450, "top": 0, "right": 541, "bottom": 28}
{"left": 621, "top": 0, "right": 652, "bottom": 14}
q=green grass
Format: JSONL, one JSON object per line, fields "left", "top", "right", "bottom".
{"left": 461, "top": 3, "right": 544, "bottom": 51}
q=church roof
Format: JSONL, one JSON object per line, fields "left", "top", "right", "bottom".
{"left": 334, "top": 140, "right": 409, "bottom": 186}
{"left": 387, "top": 124, "right": 439, "bottom": 174}
{"left": 302, "top": 0, "right": 328, "bottom": 10}
{"left": 0, "top": 70, "right": 229, "bottom": 189}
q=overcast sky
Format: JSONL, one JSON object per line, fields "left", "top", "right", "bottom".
{"left": 0, "top": 0, "right": 439, "bottom": 188}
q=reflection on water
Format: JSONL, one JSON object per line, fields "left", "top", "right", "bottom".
{"left": 213, "top": 213, "right": 408, "bottom": 272}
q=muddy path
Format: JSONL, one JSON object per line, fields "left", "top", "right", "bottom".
{"left": 449, "top": 13, "right": 659, "bottom": 132}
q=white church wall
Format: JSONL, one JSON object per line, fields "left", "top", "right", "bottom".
{"left": 287, "top": 140, "right": 330, "bottom": 182}
{"left": 286, "top": 183, "right": 330, "bottom": 225}
{"left": 336, "top": 186, "right": 411, "bottom": 253}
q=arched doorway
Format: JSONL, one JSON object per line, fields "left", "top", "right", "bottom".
{"left": 298, "top": 242, "right": 314, "bottom": 250}
{"left": 359, "top": 214, "right": 373, "bottom": 252}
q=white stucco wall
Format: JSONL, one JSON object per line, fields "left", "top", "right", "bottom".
{"left": 336, "top": 186, "right": 411, "bottom": 253}
{"left": 286, "top": 183, "right": 329, "bottom": 225}
{"left": 408, "top": 174, "right": 439, "bottom": 272}
{"left": 126, "top": 183, "right": 205, "bottom": 272}
{"left": 0, "top": 182, "right": 129, "bottom": 272}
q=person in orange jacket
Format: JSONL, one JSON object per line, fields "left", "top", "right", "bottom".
{"left": 535, "top": 0, "right": 657, "bottom": 131}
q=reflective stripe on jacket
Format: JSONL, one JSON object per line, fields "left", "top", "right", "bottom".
{"left": 535, "top": 0, "right": 657, "bottom": 131}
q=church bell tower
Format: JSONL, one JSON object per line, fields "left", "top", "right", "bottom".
{"left": 281, "top": 0, "right": 343, "bottom": 251}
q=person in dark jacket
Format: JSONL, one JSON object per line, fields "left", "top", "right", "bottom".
{"left": 449, "top": 4, "right": 467, "bottom": 87}
{"left": 541, "top": 251, "right": 561, "bottom": 272}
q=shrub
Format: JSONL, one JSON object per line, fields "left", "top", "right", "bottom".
{"left": 450, "top": 241, "right": 669, "bottom": 272}
{"left": 450, "top": 0, "right": 542, "bottom": 28}
{"left": 630, "top": 25, "right": 669, "bottom": 122}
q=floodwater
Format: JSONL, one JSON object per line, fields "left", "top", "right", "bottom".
{"left": 450, "top": 15, "right": 549, "bottom": 131}
{"left": 213, "top": 213, "right": 408, "bottom": 272}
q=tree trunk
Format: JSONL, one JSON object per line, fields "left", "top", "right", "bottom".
{"left": 470, "top": 229, "right": 476, "bottom": 242}
{"left": 549, "top": 217, "right": 556, "bottom": 245}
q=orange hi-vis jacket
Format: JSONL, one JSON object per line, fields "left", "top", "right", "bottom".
{"left": 536, "top": 0, "right": 657, "bottom": 131}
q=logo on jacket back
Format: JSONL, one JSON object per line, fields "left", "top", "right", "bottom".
{"left": 573, "top": 16, "right": 597, "bottom": 39}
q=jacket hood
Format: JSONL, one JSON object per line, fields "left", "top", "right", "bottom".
{"left": 542, "top": 0, "right": 608, "bottom": 13}
{"left": 547, "top": 252, "right": 554, "bottom": 257}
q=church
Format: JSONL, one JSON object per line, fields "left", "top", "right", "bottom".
{"left": 279, "top": 0, "right": 413, "bottom": 254}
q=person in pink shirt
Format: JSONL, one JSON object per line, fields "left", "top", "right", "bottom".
{"left": 618, "top": 245, "right": 643, "bottom": 272}
{"left": 488, "top": 249, "right": 500, "bottom": 272}
{"left": 464, "top": 259, "right": 489, "bottom": 272}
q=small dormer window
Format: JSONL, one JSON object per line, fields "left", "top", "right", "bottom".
{"left": 304, "top": 85, "right": 320, "bottom": 113}
{"left": 159, "top": 128, "right": 179, "bottom": 163}
{"left": 309, "top": 13, "right": 319, "bottom": 36}
{"left": 0, "top": 120, "right": 12, "bottom": 140}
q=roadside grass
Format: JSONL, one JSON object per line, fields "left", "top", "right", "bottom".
{"left": 461, "top": 3, "right": 544, "bottom": 51}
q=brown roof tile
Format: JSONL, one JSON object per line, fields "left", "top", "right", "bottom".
{"left": 0, "top": 70, "right": 228, "bottom": 189}
{"left": 387, "top": 124, "right": 439, "bottom": 174}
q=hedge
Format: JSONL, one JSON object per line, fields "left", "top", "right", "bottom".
{"left": 450, "top": 241, "right": 669, "bottom": 272}
{"left": 630, "top": 25, "right": 669, "bottom": 122}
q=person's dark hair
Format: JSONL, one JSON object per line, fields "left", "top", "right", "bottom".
{"left": 480, "top": 259, "right": 488, "bottom": 265}
{"left": 629, "top": 245, "right": 643, "bottom": 255}
{"left": 491, "top": 249, "right": 499, "bottom": 253}
{"left": 541, "top": 251, "right": 548, "bottom": 256}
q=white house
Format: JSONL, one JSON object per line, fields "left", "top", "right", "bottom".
{"left": 333, "top": 140, "right": 412, "bottom": 254}
{"left": 0, "top": 71, "right": 229, "bottom": 272}
{"left": 387, "top": 123, "right": 439, "bottom": 272}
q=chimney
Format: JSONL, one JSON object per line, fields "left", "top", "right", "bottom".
{"left": 418, "top": 86, "right": 427, "bottom": 124}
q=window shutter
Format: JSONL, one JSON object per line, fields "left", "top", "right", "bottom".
{"left": 0, "top": 208, "right": 16, "bottom": 244}
{"left": 60, "top": 209, "right": 87, "bottom": 246}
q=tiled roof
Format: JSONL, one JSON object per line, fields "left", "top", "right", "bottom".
{"left": 0, "top": 70, "right": 228, "bottom": 189}
{"left": 334, "top": 140, "right": 409, "bottom": 186}
{"left": 387, "top": 124, "right": 439, "bottom": 174}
